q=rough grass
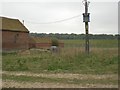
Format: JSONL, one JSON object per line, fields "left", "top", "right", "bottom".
{"left": 2, "top": 47, "right": 118, "bottom": 74}
{"left": 2, "top": 39, "right": 118, "bottom": 88}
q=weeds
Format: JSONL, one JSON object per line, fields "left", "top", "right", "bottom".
{"left": 2, "top": 40, "right": 118, "bottom": 74}
{"left": 2, "top": 47, "right": 118, "bottom": 74}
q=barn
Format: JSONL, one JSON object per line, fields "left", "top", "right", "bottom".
{"left": 0, "top": 17, "right": 30, "bottom": 51}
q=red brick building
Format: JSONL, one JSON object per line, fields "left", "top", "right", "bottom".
{"left": 0, "top": 17, "right": 29, "bottom": 51}
{"left": 29, "top": 37, "right": 64, "bottom": 49}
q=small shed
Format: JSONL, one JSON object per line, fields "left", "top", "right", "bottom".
{"left": 29, "top": 37, "right": 64, "bottom": 49}
{"left": 0, "top": 16, "right": 30, "bottom": 51}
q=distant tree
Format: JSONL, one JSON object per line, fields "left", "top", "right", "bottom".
{"left": 30, "top": 33, "right": 118, "bottom": 40}
{"left": 51, "top": 38, "right": 59, "bottom": 46}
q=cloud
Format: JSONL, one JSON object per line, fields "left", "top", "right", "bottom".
{"left": 1, "top": 1, "right": 118, "bottom": 34}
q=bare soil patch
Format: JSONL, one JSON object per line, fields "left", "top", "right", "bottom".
{"left": 2, "top": 80, "right": 118, "bottom": 88}
{"left": 2, "top": 71, "right": 118, "bottom": 88}
{"left": 2, "top": 71, "right": 118, "bottom": 80}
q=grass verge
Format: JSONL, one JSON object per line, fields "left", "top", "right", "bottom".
{"left": 2, "top": 47, "right": 118, "bottom": 74}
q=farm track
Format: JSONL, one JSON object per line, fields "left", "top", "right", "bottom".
{"left": 2, "top": 71, "right": 118, "bottom": 88}
{"left": 2, "top": 80, "right": 118, "bottom": 88}
{"left": 2, "top": 71, "right": 118, "bottom": 80}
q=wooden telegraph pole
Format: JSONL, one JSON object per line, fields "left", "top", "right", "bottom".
{"left": 82, "top": 0, "right": 90, "bottom": 54}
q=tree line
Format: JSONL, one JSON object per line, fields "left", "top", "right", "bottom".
{"left": 30, "top": 33, "right": 119, "bottom": 40}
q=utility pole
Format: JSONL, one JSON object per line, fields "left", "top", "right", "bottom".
{"left": 82, "top": 0, "right": 90, "bottom": 54}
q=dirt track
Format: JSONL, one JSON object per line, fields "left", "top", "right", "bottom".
{"left": 2, "top": 71, "right": 118, "bottom": 88}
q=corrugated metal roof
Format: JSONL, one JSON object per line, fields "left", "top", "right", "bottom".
{"left": 0, "top": 16, "right": 29, "bottom": 32}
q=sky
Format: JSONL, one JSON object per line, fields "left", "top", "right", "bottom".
{"left": 0, "top": 0, "right": 119, "bottom": 34}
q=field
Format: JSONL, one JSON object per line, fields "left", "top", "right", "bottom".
{"left": 2, "top": 39, "right": 118, "bottom": 88}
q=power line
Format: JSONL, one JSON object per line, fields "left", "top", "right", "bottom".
{"left": 24, "top": 14, "right": 81, "bottom": 24}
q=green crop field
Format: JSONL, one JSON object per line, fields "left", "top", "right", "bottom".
{"left": 62, "top": 39, "right": 118, "bottom": 48}
{"left": 2, "top": 39, "right": 118, "bottom": 88}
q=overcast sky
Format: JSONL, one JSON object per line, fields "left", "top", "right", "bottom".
{"left": 0, "top": 0, "right": 119, "bottom": 34}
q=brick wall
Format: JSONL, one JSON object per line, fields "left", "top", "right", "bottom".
{"left": 34, "top": 43, "right": 64, "bottom": 49}
{"left": 35, "top": 43, "right": 51, "bottom": 49}
{"left": 2, "top": 30, "right": 29, "bottom": 51}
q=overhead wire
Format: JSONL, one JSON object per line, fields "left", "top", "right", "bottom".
{"left": 24, "top": 14, "right": 81, "bottom": 24}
